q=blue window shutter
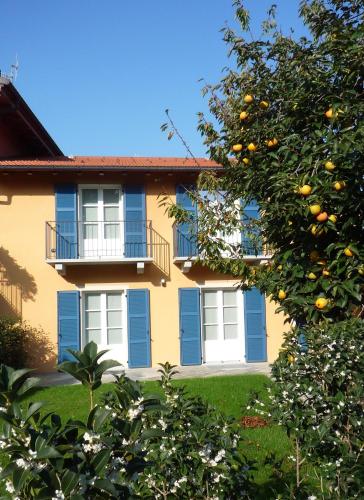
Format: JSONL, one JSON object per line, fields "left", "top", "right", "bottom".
{"left": 241, "top": 200, "right": 262, "bottom": 256}
{"left": 55, "top": 184, "right": 78, "bottom": 259}
{"left": 124, "top": 185, "right": 146, "bottom": 258}
{"left": 57, "top": 291, "right": 80, "bottom": 363}
{"left": 176, "top": 185, "right": 197, "bottom": 257}
{"left": 296, "top": 321, "right": 308, "bottom": 352}
{"left": 179, "top": 288, "right": 202, "bottom": 365}
{"left": 244, "top": 287, "right": 267, "bottom": 362}
{"left": 127, "top": 289, "right": 151, "bottom": 368}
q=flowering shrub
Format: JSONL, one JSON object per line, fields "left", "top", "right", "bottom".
{"left": 0, "top": 346, "right": 253, "bottom": 499}
{"left": 250, "top": 319, "right": 364, "bottom": 498}
{"left": 103, "top": 362, "right": 252, "bottom": 499}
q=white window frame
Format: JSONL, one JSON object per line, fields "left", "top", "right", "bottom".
{"left": 78, "top": 184, "right": 124, "bottom": 258}
{"left": 199, "top": 286, "right": 245, "bottom": 363}
{"left": 81, "top": 290, "right": 127, "bottom": 349}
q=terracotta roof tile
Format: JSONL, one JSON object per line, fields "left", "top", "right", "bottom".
{"left": 0, "top": 156, "right": 222, "bottom": 170}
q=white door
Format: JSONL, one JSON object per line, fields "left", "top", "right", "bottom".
{"left": 202, "top": 289, "right": 244, "bottom": 363}
{"left": 80, "top": 187, "right": 122, "bottom": 258}
{"left": 83, "top": 291, "right": 127, "bottom": 365}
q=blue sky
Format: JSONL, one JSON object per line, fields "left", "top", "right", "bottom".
{"left": 0, "top": 1, "right": 307, "bottom": 157}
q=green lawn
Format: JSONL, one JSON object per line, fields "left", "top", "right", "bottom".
{"left": 34, "top": 374, "right": 293, "bottom": 495}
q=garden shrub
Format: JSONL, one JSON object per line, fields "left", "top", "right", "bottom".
{"left": 0, "top": 343, "right": 253, "bottom": 499}
{"left": 250, "top": 319, "right": 364, "bottom": 499}
{"left": 0, "top": 318, "right": 54, "bottom": 369}
{"left": 0, "top": 318, "right": 28, "bottom": 368}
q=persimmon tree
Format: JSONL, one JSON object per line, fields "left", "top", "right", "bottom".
{"left": 168, "top": 0, "right": 364, "bottom": 326}
{"left": 164, "top": 4, "right": 364, "bottom": 493}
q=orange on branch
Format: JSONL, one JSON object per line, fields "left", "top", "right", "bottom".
{"left": 344, "top": 247, "right": 353, "bottom": 257}
{"left": 232, "top": 144, "right": 243, "bottom": 152}
{"left": 247, "top": 142, "right": 257, "bottom": 152}
{"left": 316, "top": 212, "right": 328, "bottom": 222}
{"left": 334, "top": 181, "right": 346, "bottom": 191}
{"left": 244, "top": 94, "right": 254, "bottom": 104}
{"left": 299, "top": 185, "right": 312, "bottom": 196}
{"left": 278, "top": 290, "right": 286, "bottom": 300}
{"left": 309, "top": 204, "right": 321, "bottom": 215}
{"left": 242, "top": 157, "right": 250, "bottom": 165}
{"left": 240, "top": 111, "right": 249, "bottom": 120}
{"left": 259, "top": 100, "right": 269, "bottom": 109}
{"left": 315, "top": 297, "right": 329, "bottom": 309}
{"left": 325, "top": 161, "right": 335, "bottom": 171}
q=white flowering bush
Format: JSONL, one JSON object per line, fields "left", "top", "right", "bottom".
{"left": 250, "top": 319, "right": 364, "bottom": 499}
{"left": 103, "top": 363, "right": 252, "bottom": 499}
{"left": 0, "top": 346, "right": 253, "bottom": 499}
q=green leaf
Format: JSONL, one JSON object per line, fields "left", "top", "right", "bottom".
{"left": 91, "top": 449, "right": 111, "bottom": 475}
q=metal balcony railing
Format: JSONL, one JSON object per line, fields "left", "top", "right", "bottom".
{"left": 173, "top": 222, "right": 272, "bottom": 260}
{"left": 45, "top": 220, "right": 170, "bottom": 274}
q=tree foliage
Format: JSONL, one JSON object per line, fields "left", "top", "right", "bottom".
{"left": 168, "top": 0, "right": 364, "bottom": 325}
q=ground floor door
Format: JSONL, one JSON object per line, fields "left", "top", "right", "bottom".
{"left": 83, "top": 291, "right": 127, "bottom": 365}
{"left": 202, "top": 289, "right": 244, "bottom": 363}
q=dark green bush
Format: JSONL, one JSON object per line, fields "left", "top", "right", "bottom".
{"left": 0, "top": 318, "right": 27, "bottom": 368}
{"left": 0, "top": 318, "right": 54, "bottom": 369}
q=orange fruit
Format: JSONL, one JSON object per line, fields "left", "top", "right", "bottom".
{"left": 242, "top": 157, "right": 250, "bottom": 165}
{"left": 247, "top": 143, "right": 257, "bottom": 152}
{"left": 322, "top": 269, "right": 330, "bottom": 277}
{"left": 315, "top": 297, "right": 328, "bottom": 309}
{"left": 277, "top": 265, "right": 283, "bottom": 271}
{"left": 244, "top": 94, "right": 254, "bottom": 104}
{"left": 344, "top": 247, "right": 353, "bottom": 257}
{"left": 278, "top": 290, "right": 286, "bottom": 300}
{"left": 232, "top": 144, "right": 243, "bottom": 152}
{"left": 325, "top": 108, "right": 335, "bottom": 119}
{"left": 259, "top": 100, "right": 269, "bottom": 109}
{"left": 240, "top": 111, "right": 249, "bottom": 120}
{"left": 334, "top": 181, "right": 346, "bottom": 191}
{"left": 328, "top": 215, "right": 337, "bottom": 224}
{"left": 325, "top": 161, "right": 335, "bottom": 171}
{"left": 266, "top": 138, "right": 278, "bottom": 148}
{"left": 316, "top": 212, "right": 328, "bottom": 222}
{"left": 308, "top": 272, "right": 317, "bottom": 280}
{"left": 299, "top": 185, "right": 312, "bottom": 196}
{"left": 309, "top": 204, "right": 321, "bottom": 215}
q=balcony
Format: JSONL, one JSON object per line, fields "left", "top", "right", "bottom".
{"left": 173, "top": 223, "right": 272, "bottom": 273}
{"left": 46, "top": 220, "right": 169, "bottom": 275}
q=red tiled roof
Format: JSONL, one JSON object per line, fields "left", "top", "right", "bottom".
{"left": 0, "top": 156, "right": 221, "bottom": 170}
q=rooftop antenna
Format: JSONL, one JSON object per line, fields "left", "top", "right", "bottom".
{"left": 9, "top": 54, "right": 19, "bottom": 82}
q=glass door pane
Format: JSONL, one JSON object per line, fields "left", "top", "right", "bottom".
{"left": 106, "top": 292, "right": 123, "bottom": 345}
{"left": 223, "top": 291, "right": 238, "bottom": 340}
{"left": 102, "top": 189, "right": 121, "bottom": 257}
{"left": 81, "top": 189, "right": 99, "bottom": 258}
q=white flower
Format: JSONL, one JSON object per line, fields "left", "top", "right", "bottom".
{"left": 158, "top": 418, "right": 167, "bottom": 430}
{"left": 52, "top": 491, "right": 65, "bottom": 500}
{"left": 15, "top": 458, "right": 28, "bottom": 468}
{"left": 5, "top": 481, "right": 15, "bottom": 493}
{"left": 127, "top": 407, "right": 142, "bottom": 420}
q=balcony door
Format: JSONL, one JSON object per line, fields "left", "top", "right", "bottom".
{"left": 202, "top": 289, "right": 244, "bottom": 363}
{"left": 80, "top": 186, "right": 122, "bottom": 258}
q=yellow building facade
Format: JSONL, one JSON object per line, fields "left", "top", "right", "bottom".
{"left": 0, "top": 78, "right": 285, "bottom": 371}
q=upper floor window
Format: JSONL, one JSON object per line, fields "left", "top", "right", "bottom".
{"left": 79, "top": 185, "right": 123, "bottom": 258}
